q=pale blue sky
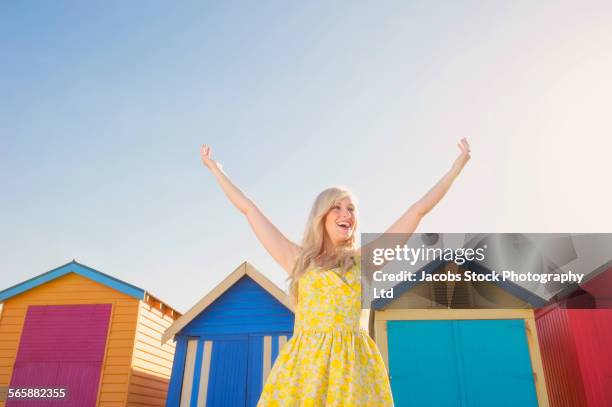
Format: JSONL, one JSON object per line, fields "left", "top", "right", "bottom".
{"left": 2, "top": 1, "right": 611, "bottom": 312}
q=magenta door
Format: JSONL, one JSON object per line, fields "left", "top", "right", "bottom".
{"left": 7, "top": 304, "right": 112, "bottom": 407}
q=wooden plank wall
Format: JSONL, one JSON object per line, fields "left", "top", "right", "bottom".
{"left": 125, "top": 300, "right": 177, "bottom": 406}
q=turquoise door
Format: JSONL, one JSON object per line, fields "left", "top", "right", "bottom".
{"left": 387, "top": 319, "right": 538, "bottom": 407}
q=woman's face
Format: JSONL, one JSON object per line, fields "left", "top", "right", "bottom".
{"left": 324, "top": 196, "right": 356, "bottom": 246}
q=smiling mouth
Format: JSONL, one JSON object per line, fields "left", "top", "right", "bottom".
{"left": 336, "top": 222, "right": 352, "bottom": 231}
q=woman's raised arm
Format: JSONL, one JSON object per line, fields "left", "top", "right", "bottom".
{"left": 358, "top": 138, "right": 471, "bottom": 257}
{"left": 386, "top": 137, "right": 471, "bottom": 233}
{"left": 200, "top": 144, "right": 300, "bottom": 274}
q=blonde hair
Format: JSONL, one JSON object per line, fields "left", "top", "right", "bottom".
{"left": 286, "top": 186, "right": 359, "bottom": 307}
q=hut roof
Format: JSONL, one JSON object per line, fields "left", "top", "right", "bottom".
{"left": 0, "top": 260, "right": 180, "bottom": 316}
{"left": 162, "top": 261, "right": 293, "bottom": 343}
{"left": 542, "top": 258, "right": 612, "bottom": 305}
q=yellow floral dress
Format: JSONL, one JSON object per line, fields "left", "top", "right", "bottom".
{"left": 257, "top": 258, "right": 395, "bottom": 406}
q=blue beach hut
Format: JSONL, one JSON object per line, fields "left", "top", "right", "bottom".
{"left": 162, "top": 262, "right": 294, "bottom": 407}
{"left": 371, "top": 260, "right": 551, "bottom": 407}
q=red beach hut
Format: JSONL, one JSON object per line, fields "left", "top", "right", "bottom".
{"left": 535, "top": 261, "right": 612, "bottom": 407}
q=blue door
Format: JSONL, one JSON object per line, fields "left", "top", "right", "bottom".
{"left": 387, "top": 319, "right": 538, "bottom": 407}
{"left": 207, "top": 338, "right": 249, "bottom": 406}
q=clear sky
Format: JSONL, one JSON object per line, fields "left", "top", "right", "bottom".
{"left": 2, "top": 1, "right": 611, "bottom": 312}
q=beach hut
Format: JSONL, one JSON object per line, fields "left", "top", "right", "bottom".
{"left": 0, "top": 260, "right": 181, "bottom": 407}
{"left": 535, "top": 260, "right": 612, "bottom": 407}
{"left": 162, "top": 261, "right": 294, "bottom": 407}
{"left": 371, "top": 260, "right": 550, "bottom": 407}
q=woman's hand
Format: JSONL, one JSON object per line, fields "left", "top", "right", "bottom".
{"left": 200, "top": 144, "right": 223, "bottom": 172}
{"left": 365, "top": 137, "right": 472, "bottom": 247}
{"left": 452, "top": 137, "right": 471, "bottom": 173}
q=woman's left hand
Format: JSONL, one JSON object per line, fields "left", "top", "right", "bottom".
{"left": 452, "top": 137, "right": 471, "bottom": 172}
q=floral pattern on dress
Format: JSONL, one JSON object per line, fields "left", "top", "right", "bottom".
{"left": 257, "top": 259, "right": 395, "bottom": 406}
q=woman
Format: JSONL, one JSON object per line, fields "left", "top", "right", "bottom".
{"left": 200, "top": 138, "right": 471, "bottom": 406}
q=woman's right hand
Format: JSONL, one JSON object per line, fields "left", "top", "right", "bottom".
{"left": 200, "top": 144, "right": 222, "bottom": 171}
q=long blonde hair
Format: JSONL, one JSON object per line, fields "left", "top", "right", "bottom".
{"left": 286, "top": 186, "right": 359, "bottom": 306}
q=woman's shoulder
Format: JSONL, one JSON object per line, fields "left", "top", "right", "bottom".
{"left": 353, "top": 250, "right": 361, "bottom": 265}
{"left": 353, "top": 253, "right": 361, "bottom": 274}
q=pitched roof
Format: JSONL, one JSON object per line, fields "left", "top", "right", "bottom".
{"left": 547, "top": 258, "right": 612, "bottom": 301}
{"left": 162, "top": 261, "right": 293, "bottom": 343}
{"left": 0, "top": 260, "right": 179, "bottom": 316}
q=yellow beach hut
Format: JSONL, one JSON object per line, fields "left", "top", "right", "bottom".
{"left": 0, "top": 260, "right": 181, "bottom": 407}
